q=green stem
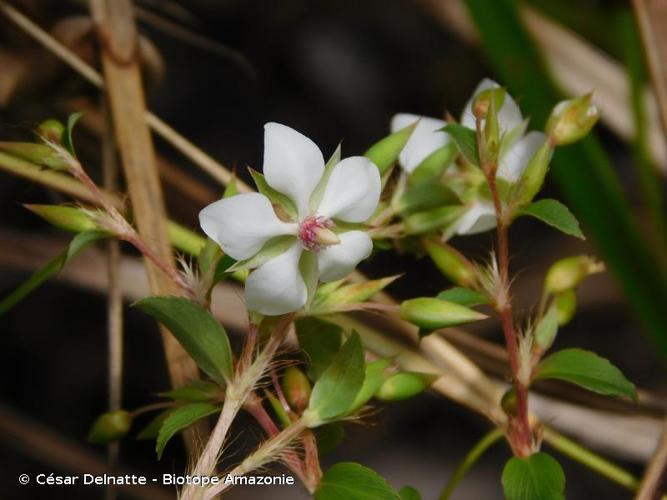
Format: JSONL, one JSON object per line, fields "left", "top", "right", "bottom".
{"left": 542, "top": 428, "right": 639, "bottom": 491}
{"left": 439, "top": 428, "right": 504, "bottom": 500}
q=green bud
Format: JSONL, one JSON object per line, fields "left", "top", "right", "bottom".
{"left": 423, "top": 239, "right": 476, "bottom": 286}
{"left": 478, "top": 88, "right": 505, "bottom": 160}
{"left": 365, "top": 121, "right": 418, "bottom": 174}
{"left": 0, "top": 141, "right": 68, "bottom": 170}
{"left": 544, "top": 255, "right": 604, "bottom": 294}
{"left": 37, "top": 119, "right": 65, "bottom": 144}
{"left": 534, "top": 305, "right": 559, "bottom": 351}
{"left": 501, "top": 388, "right": 518, "bottom": 418}
{"left": 546, "top": 94, "right": 599, "bottom": 146}
{"left": 555, "top": 289, "right": 577, "bottom": 326}
{"left": 400, "top": 297, "right": 487, "bottom": 330}
{"left": 87, "top": 410, "right": 132, "bottom": 444}
{"left": 282, "top": 366, "right": 312, "bottom": 413}
{"left": 25, "top": 204, "right": 99, "bottom": 233}
{"left": 375, "top": 371, "right": 438, "bottom": 402}
{"left": 404, "top": 205, "right": 466, "bottom": 235}
{"left": 472, "top": 88, "right": 505, "bottom": 120}
{"left": 515, "top": 140, "right": 554, "bottom": 206}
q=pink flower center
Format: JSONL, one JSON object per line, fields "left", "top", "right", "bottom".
{"left": 298, "top": 215, "right": 334, "bottom": 251}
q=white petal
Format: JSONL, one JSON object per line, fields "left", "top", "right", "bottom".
{"left": 245, "top": 242, "right": 307, "bottom": 315}
{"left": 460, "top": 78, "right": 523, "bottom": 135}
{"left": 199, "top": 193, "right": 297, "bottom": 260}
{"left": 317, "top": 230, "right": 373, "bottom": 282}
{"left": 455, "top": 201, "right": 497, "bottom": 235}
{"left": 390, "top": 113, "right": 448, "bottom": 173}
{"left": 316, "top": 156, "right": 381, "bottom": 223}
{"left": 498, "top": 131, "right": 547, "bottom": 183}
{"left": 263, "top": 122, "right": 325, "bottom": 218}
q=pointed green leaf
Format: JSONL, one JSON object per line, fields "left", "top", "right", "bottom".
{"left": 313, "top": 275, "right": 400, "bottom": 312}
{"left": 134, "top": 296, "right": 233, "bottom": 384}
{"left": 502, "top": 452, "right": 565, "bottom": 500}
{"left": 0, "top": 230, "right": 107, "bottom": 317}
{"left": 248, "top": 168, "right": 298, "bottom": 219}
{"left": 409, "top": 142, "right": 457, "bottom": 184}
{"left": 404, "top": 206, "right": 466, "bottom": 235}
{"left": 63, "top": 112, "right": 83, "bottom": 157}
{"left": 315, "top": 462, "right": 400, "bottom": 500}
{"left": 305, "top": 332, "right": 365, "bottom": 426}
{"left": 26, "top": 204, "right": 99, "bottom": 233}
{"left": 0, "top": 141, "right": 68, "bottom": 170}
{"left": 156, "top": 403, "right": 220, "bottom": 459}
{"left": 365, "top": 123, "right": 417, "bottom": 174}
{"left": 160, "top": 380, "right": 222, "bottom": 402}
{"left": 398, "top": 486, "right": 421, "bottom": 500}
{"left": 534, "top": 305, "right": 559, "bottom": 351}
{"left": 536, "top": 348, "right": 636, "bottom": 400}
{"left": 137, "top": 410, "right": 172, "bottom": 440}
{"left": 519, "top": 199, "right": 584, "bottom": 239}
{"left": 442, "top": 124, "right": 479, "bottom": 166}
{"left": 296, "top": 317, "right": 343, "bottom": 380}
{"left": 394, "top": 182, "right": 459, "bottom": 215}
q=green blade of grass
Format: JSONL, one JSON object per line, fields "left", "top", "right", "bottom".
{"left": 465, "top": 0, "right": 667, "bottom": 353}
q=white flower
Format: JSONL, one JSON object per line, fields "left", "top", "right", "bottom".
{"left": 390, "top": 113, "right": 449, "bottom": 173}
{"left": 199, "top": 123, "right": 381, "bottom": 315}
{"left": 391, "top": 79, "right": 546, "bottom": 236}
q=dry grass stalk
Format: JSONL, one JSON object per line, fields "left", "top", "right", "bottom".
{"left": 88, "top": 0, "right": 201, "bottom": 452}
{"left": 636, "top": 418, "right": 667, "bottom": 499}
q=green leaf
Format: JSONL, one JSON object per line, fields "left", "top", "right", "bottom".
{"left": 502, "top": 452, "right": 565, "bottom": 500}
{"left": 296, "top": 317, "right": 343, "bottom": 380}
{"left": 160, "top": 380, "right": 222, "bottom": 402}
{"left": 315, "top": 462, "right": 400, "bottom": 500}
{"left": 398, "top": 486, "right": 421, "bottom": 500}
{"left": 465, "top": 0, "right": 667, "bottom": 356}
{"left": 156, "top": 403, "right": 219, "bottom": 459}
{"left": 437, "top": 287, "right": 489, "bottom": 307}
{"left": 312, "top": 275, "right": 400, "bottom": 312}
{"left": 134, "top": 296, "right": 233, "bottom": 385}
{"left": 315, "top": 423, "right": 345, "bottom": 456}
{"left": 87, "top": 410, "right": 132, "bottom": 444}
{"left": 536, "top": 348, "right": 636, "bottom": 400}
{"left": 137, "top": 410, "right": 172, "bottom": 440}
{"left": 375, "top": 372, "right": 438, "bottom": 402}
{"left": 249, "top": 168, "right": 298, "bottom": 219}
{"left": 349, "top": 358, "right": 391, "bottom": 412}
{"left": 305, "top": 332, "right": 365, "bottom": 426}
{"left": 400, "top": 297, "right": 487, "bottom": 330}
{"left": 0, "top": 230, "right": 108, "bottom": 317}
{"left": 63, "top": 112, "right": 83, "bottom": 157}
{"left": 519, "top": 199, "right": 584, "bottom": 239}
{"left": 442, "top": 124, "right": 479, "bottom": 166}
{"left": 365, "top": 122, "right": 417, "bottom": 174}
{"left": 265, "top": 390, "right": 292, "bottom": 428}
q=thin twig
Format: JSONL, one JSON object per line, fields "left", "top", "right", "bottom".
{"left": 101, "top": 100, "right": 123, "bottom": 500}
{"left": 635, "top": 418, "right": 667, "bottom": 500}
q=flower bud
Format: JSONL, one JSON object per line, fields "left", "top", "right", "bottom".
{"left": 544, "top": 256, "right": 604, "bottom": 294}
{"left": 0, "top": 141, "right": 68, "bottom": 171}
{"left": 423, "top": 238, "right": 476, "bottom": 286}
{"left": 472, "top": 88, "right": 505, "bottom": 120}
{"left": 375, "top": 372, "right": 438, "bottom": 402}
{"left": 282, "top": 366, "right": 312, "bottom": 413}
{"left": 37, "top": 119, "right": 65, "bottom": 144}
{"left": 25, "top": 204, "right": 99, "bottom": 233}
{"left": 515, "top": 140, "right": 553, "bottom": 206}
{"left": 555, "top": 289, "right": 577, "bottom": 326}
{"left": 400, "top": 297, "right": 487, "bottom": 330}
{"left": 365, "top": 121, "right": 418, "bottom": 174}
{"left": 546, "top": 94, "right": 599, "bottom": 146}
{"left": 87, "top": 410, "right": 132, "bottom": 444}
{"left": 534, "top": 305, "right": 559, "bottom": 351}
{"left": 501, "top": 388, "right": 518, "bottom": 418}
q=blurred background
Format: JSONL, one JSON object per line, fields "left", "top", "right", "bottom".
{"left": 0, "top": 0, "right": 666, "bottom": 498}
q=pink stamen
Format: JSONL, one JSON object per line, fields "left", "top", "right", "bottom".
{"left": 298, "top": 215, "right": 333, "bottom": 251}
